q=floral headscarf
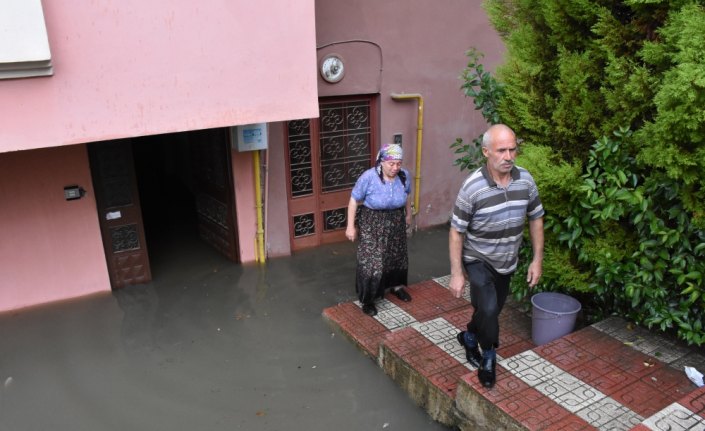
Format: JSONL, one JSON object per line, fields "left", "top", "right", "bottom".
{"left": 376, "top": 143, "right": 403, "bottom": 163}
{"left": 375, "top": 143, "right": 404, "bottom": 182}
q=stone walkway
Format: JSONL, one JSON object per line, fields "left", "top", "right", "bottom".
{"left": 323, "top": 277, "right": 705, "bottom": 430}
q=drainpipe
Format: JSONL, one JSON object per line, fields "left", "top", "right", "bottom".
{"left": 253, "top": 150, "right": 266, "bottom": 263}
{"left": 390, "top": 93, "right": 423, "bottom": 216}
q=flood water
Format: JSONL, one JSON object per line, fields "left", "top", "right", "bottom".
{"left": 0, "top": 225, "right": 453, "bottom": 431}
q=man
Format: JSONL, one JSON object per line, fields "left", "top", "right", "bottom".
{"left": 449, "top": 124, "right": 544, "bottom": 388}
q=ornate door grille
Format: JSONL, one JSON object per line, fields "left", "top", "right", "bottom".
{"left": 286, "top": 96, "right": 376, "bottom": 249}
{"left": 319, "top": 100, "right": 371, "bottom": 192}
{"left": 89, "top": 140, "right": 152, "bottom": 289}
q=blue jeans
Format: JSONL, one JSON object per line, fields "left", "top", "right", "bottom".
{"left": 464, "top": 260, "right": 512, "bottom": 350}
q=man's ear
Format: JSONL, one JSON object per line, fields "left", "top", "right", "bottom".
{"left": 481, "top": 146, "right": 489, "bottom": 157}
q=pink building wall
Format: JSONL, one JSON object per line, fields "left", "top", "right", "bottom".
{"left": 313, "top": 0, "right": 505, "bottom": 229}
{"left": 0, "top": 1, "right": 318, "bottom": 311}
{"left": 0, "top": 0, "right": 506, "bottom": 311}
{"left": 264, "top": 0, "right": 506, "bottom": 257}
{"left": 232, "top": 150, "right": 257, "bottom": 263}
{"left": 0, "top": 0, "right": 318, "bottom": 153}
{"left": 0, "top": 145, "right": 109, "bottom": 313}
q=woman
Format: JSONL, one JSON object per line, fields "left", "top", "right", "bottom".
{"left": 346, "top": 143, "right": 413, "bottom": 316}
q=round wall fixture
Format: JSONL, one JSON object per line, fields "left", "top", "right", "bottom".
{"left": 320, "top": 54, "right": 345, "bottom": 83}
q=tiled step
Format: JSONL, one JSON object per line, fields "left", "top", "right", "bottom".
{"left": 322, "top": 277, "right": 705, "bottom": 430}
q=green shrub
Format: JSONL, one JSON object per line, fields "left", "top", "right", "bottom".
{"left": 513, "top": 129, "right": 705, "bottom": 345}
{"left": 450, "top": 49, "right": 504, "bottom": 172}
{"left": 453, "top": 1, "right": 705, "bottom": 345}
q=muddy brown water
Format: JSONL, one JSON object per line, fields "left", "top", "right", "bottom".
{"left": 0, "top": 225, "right": 453, "bottom": 430}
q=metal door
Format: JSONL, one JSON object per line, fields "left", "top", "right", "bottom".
{"left": 191, "top": 129, "right": 239, "bottom": 261}
{"left": 89, "top": 140, "right": 152, "bottom": 289}
{"left": 286, "top": 96, "right": 377, "bottom": 250}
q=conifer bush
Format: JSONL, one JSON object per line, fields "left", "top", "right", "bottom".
{"left": 454, "top": 1, "right": 705, "bottom": 345}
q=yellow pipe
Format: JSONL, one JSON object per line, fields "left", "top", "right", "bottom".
{"left": 390, "top": 93, "right": 423, "bottom": 216}
{"left": 253, "top": 150, "right": 266, "bottom": 263}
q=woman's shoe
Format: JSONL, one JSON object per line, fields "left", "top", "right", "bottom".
{"left": 393, "top": 287, "right": 412, "bottom": 302}
{"left": 362, "top": 303, "right": 377, "bottom": 316}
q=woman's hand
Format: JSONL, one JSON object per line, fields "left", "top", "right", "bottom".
{"left": 346, "top": 226, "right": 357, "bottom": 242}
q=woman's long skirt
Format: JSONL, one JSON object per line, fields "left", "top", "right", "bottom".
{"left": 355, "top": 206, "right": 408, "bottom": 304}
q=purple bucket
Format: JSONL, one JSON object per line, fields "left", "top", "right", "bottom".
{"left": 531, "top": 292, "right": 581, "bottom": 345}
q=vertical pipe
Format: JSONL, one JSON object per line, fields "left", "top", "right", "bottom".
{"left": 390, "top": 93, "right": 423, "bottom": 216}
{"left": 253, "top": 150, "right": 265, "bottom": 263}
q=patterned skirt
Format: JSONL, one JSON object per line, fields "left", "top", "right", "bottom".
{"left": 355, "top": 206, "right": 408, "bottom": 304}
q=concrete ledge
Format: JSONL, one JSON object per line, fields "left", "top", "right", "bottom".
{"left": 455, "top": 374, "right": 525, "bottom": 431}
{"left": 322, "top": 279, "right": 705, "bottom": 430}
{"left": 379, "top": 327, "right": 459, "bottom": 427}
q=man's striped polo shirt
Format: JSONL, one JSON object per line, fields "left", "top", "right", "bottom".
{"left": 450, "top": 165, "right": 544, "bottom": 274}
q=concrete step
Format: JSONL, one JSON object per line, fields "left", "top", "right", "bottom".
{"left": 322, "top": 277, "right": 705, "bottom": 430}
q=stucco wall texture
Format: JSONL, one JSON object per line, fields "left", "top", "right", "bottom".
{"left": 272, "top": 0, "right": 506, "bottom": 231}
{"left": 0, "top": 0, "right": 506, "bottom": 312}
{"left": 0, "top": 0, "right": 318, "bottom": 153}
{"left": 0, "top": 145, "right": 110, "bottom": 311}
{"left": 0, "top": 0, "right": 318, "bottom": 312}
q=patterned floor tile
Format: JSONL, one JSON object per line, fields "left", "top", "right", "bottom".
{"left": 534, "top": 372, "right": 605, "bottom": 413}
{"left": 439, "top": 306, "right": 474, "bottom": 330}
{"left": 548, "top": 414, "right": 596, "bottom": 430}
{"left": 501, "top": 350, "right": 564, "bottom": 385}
{"left": 427, "top": 363, "right": 469, "bottom": 397}
{"left": 590, "top": 366, "right": 636, "bottom": 396}
{"left": 354, "top": 299, "right": 417, "bottom": 331}
{"left": 571, "top": 358, "right": 620, "bottom": 387}
{"left": 641, "top": 402, "right": 705, "bottom": 430}
{"left": 534, "top": 337, "right": 576, "bottom": 359}
{"left": 670, "top": 352, "right": 705, "bottom": 374}
{"left": 630, "top": 336, "right": 691, "bottom": 364}
{"left": 611, "top": 380, "right": 677, "bottom": 417}
{"left": 563, "top": 326, "right": 611, "bottom": 345}
{"left": 641, "top": 365, "right": 697, "bottom": 397}
{"left": 603, "top": 345, "right": 663, "bottom": 379}
{"left": 576, "top": 396, "right": 643, "bottom": 430}
{"left": 411, "top": 317, "right": 457, "bottom": 344}
{"left": 591, "top": 317, "right": 693, "bottom": 367}
{"left": 411, "top": 317, "right": 488, "bottom": 370}
{"left": 404, "top": 344, "right": 458, "bottom": 378}
{"left": 383, "top": 327, "right": 436, "bottom": 359}
{"left": 499, "top": 339, "right": 534, "bottom": 359}
{"left": 461, "top": 368, "right": 532, "bottom": 404}
{"left": 680, "top": 387, "right": 705, "bottom": 416}
{"left": 325, "top": 278, "right": 705, "bottom": 431}
{"left": 497, "top": 385, "right": 571, "bottom": 430}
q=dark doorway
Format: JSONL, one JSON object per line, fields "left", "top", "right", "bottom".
{"left": 90, "top": 128, "right": 239, "bottom": 289}
{"left": 132, "top": 129, "right": 240, "bottom": 271}
{"left": 132, "top": 133, "right": 198, "bottom": 261}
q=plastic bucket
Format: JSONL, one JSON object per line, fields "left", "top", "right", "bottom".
{"left": 531, "top": 292, "right": 581, "bottom": 345}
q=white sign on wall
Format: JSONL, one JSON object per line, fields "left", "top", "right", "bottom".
{"left": 232, "top": 123, "right": 268, "bottom": 152}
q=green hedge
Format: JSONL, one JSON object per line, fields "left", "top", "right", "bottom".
{"left": 514, "top": 132, "right": 705, "bottom": 345}
{"left": 452, "top": 0, "right": 705, "bottom": 345}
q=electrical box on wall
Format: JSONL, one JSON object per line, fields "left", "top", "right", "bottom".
{"left": 393, "top": 133, "right": 403, "bottom": 146}
{"left": 232, "top": 123, "right": 268, "bottom": 152}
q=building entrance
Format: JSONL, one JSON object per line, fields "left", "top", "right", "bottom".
{"left": 285, "top": 95, "right": 377, "bottom": 250}
{"left": 89, "top": 128, "right": 239, "bottom": 289}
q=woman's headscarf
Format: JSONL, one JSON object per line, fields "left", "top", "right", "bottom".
{"left": 376, "top": 143, "right": 403, "bottom": 164}
{"left": 375, "top": 143, "right": 404, "bottom": 182}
